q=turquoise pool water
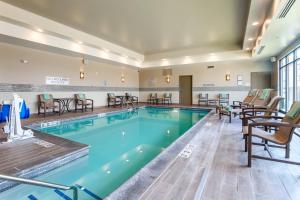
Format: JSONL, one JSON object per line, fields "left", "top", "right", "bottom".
{"left": 0, "top": 107, "right": 209, "bottom": 200}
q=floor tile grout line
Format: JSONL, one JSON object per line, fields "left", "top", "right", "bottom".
{"left": 193, "top": 117, "right": 225, "bottom": 200}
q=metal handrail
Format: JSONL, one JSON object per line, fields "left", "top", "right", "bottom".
{"left": 0, "top": 174, "right": 78, "bottom": 200}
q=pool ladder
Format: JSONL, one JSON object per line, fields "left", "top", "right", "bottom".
{"left": 0, "top": 174, "right": 102, "bottom": 200}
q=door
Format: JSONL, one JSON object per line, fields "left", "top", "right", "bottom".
{"left": 251, "top": 72, "right": 272, "bottom": 89}
{"left": 179, "top": 75, "right": 192, "bottom": 105}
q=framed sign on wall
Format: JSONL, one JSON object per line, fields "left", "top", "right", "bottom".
{"left": 46, "top": 76, "right": 70, "bottom": 85}
{"left": 237, "top": 75, "right": 243, "bottom": 86}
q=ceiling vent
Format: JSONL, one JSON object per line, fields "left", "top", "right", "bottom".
{"left": 207, "top": 66, "right": 214, "bottom": 69}
{"left": 277, "top": 0, "right": 296, "bottom": 19}
{"left": 257, "top": 45, "right": 266, "bottom": 55}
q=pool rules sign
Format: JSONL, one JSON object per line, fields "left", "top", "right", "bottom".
{"left": 45, "top": 76, "right": 70, "bottom": 85}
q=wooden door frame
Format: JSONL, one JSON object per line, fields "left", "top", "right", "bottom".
{"left": 179, "top": 75, "right": 193, "bottom": 105}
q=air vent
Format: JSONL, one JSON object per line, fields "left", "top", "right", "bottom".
{"left": 207, "top": 66, "right": 214, "bottom": 69}
{"left": 277, "top": 0, "right": 296, "bottom": 19}
{"left": 257, "top": 46, "right": 266, "bottom": 55}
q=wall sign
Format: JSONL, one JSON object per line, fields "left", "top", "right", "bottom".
{"left": 46, "top": 76, "right": 70, "bottom": 85}
{"left": 237, "top": 75, "right": 243, "bottom": 86}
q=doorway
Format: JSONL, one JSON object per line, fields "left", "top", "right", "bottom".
{"left": 179, "top": 75, "right": 193, "bottom": 105}
{"left": 251, "top": 72, "right": 272, "bottom": 89}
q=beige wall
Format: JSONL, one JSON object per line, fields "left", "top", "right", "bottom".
{"left": 0, "top": 43, "right": 139, "bottom": 113}
{"left": 139, "top": 60, "right": 273, "bottom": 104}
{"left": 0, "top": 42, "right": 274, "bottom": 113}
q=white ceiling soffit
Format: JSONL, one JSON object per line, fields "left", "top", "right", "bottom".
{"left": 143, "top": 50, "right": 251, "bottom": 68}
{"left": 0, "top": 1, "right": 144, "bottom": 67}
{"left": 242, "top": 0, "right": 274, "bottom": 51}
{"left": 251, "top": 0, "right": 300, "bottom": 58}
{"left": 0, "top": 0, "right": 253, "bottom": 68}
{"left": 0, "top": 0, "right": 250, "bottom": 55}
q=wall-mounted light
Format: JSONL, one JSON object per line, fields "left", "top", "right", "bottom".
{"left": 121, "top": 74, "right": 125, "bottom": 83}
{"left": 163, "top": 69, "right": 172, "bottom": 84}
{"left": 225, "top": 74, "right": 230, "bottom": 81}
{"left": 165, "top": 75, "right": 171, "bottom": 83}
{"left": 80, "top": 71, "right": 85, "bottom": 79}
{"left": 20, "top": 59, "right": 29, "bottom": 64}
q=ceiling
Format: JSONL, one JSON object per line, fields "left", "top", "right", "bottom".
{"left": 1, "top": 0, "right": 250, "bottom": 55}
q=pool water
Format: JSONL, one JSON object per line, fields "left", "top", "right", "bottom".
{"left": 0, "top": 107, "right": 209, "bottom": 200}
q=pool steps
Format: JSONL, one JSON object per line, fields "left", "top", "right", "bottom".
{"left": 27, "top": 184, "right": 103, "bottom": 200}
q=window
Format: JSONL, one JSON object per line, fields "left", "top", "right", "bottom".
{"left": 297, "top": 60, "right": 300, "bottom": 100}
{"left": 279, "top": 46, "right": 300, "bottom": 112}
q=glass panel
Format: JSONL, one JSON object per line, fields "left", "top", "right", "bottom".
{"left": 287, "top": 63, "right": 294, "bottom": 110}
{"left": 281, "top": 57, "right": 286, "bottom": 66}
{"left": 296, "top": 48, "right": 300, "bottom": 59}
{"left": 280, "top": 66, "right": 287, "bottom": 111}
{"left": 287, "top": 52, "right": 294, "bottom": 63}
{"left": 297, "top": 60, "right": 300, "bottom": 100}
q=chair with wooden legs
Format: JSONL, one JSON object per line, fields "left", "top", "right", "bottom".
{"left": 38, "top": 94, "right": 61, "bottom": 117}
{"left": 74, "top": 93, "right": 94, "bottom": 112}
{"left": 243, "top": 101, "right": 300, "bottom": 167}
{"left": 241, "top": 96, "right": 284, "bottom": 122}
{"left": 107, "top": 93, "right": 121, "bottom": 107}
{"left": 198, "top": 93, "right": 208, "bottom": 106}
{"left": 148, "top": 93, "right": 157, "bottom": 104}
{"left": 162, "top": 93, "right": 172, "bottom": 105}
{"left": 231, "top": 89, "right": 274, "bottom": 117}
{"left": 218, "top": 93, "right": 229, "bottom": 106}
{"left": 231, "top": 89, "right": 259, "bottom": 109}
{"left": 125, "top": 93, "right": 138, "bottom": 104}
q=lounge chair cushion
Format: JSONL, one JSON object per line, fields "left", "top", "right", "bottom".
{"left": 243, "top": 126, "right": 288, "bottom": 145}
{"left": 220, "top": 94, "right": 228, "bottom": 98}
{"left": 43, "top": 94, "right": 51, "bottom": 100}
{"left": 78, "top": 93, "right": 86, "bottom": 99}
{"left": 231, "top": 108, "right": 242, "bottom": 114}
{"left": 286, "top": 102, "right": 300, "bottom": 119}
{"left": 164, "top": 93, "right": 171, "bottom": 98}
{"left": 248, "top": 89, "right": 257, "bottom": 97}
{"left": 259, "top": 89, "right": 271, "bottom": 100}
{"left": 223, "top": 106, "right": 232, "bottom": 112}
{"left": 108, "top": 93, "right": 115, "bottom": 98}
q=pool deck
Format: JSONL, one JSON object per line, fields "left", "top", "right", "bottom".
{"left": 138, "top": 109, "right": 300, "bottom": 200}
{"left": 1, "top": 104, "right": 300, "bottom": 199}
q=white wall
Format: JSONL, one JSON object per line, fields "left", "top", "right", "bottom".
{"left": 139, "top": 60, "right": 273, "bottom": 104}
{"left": 0, "top": 42, "right": 139, "bottom": 113}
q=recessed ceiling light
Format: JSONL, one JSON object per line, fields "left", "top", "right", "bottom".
{"left": 248, "top": 38, "right": 254, "bottom": 41}
{"left": 252, "top": 22, "right": 259, "bottom": 26}
{"left": 20, "top": 59, "right": 29, "bottom": 64}
{"left": 102, "top": 48, "right": 109, "bottom": 52}
{"left": 77, "top": 41, "right": 83, "bottom": 44}
{"left": 36, "top": 28, "right": 43, "bottom": 32}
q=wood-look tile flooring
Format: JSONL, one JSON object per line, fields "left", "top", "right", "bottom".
{"left": 140, "top": 112, "right": 300, "bottom": 200}
{"left": 0, "top": 132, "right": 87, "bottom": 175}
{"left": 1, "top": 104, "right": 300, "bottom": 199}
